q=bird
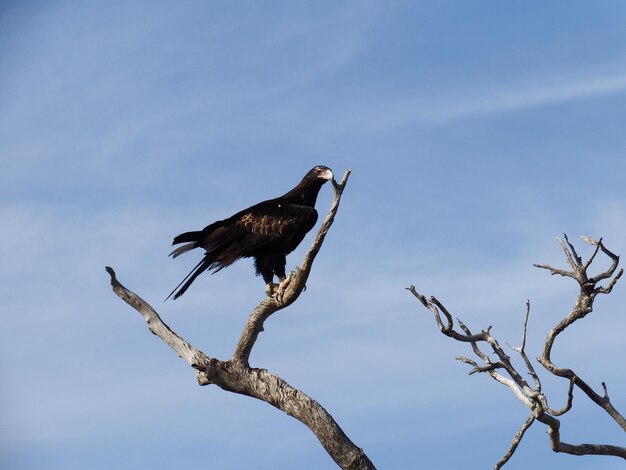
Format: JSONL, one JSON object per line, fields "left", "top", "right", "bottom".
{"left": 166, "top": 165, "right": 334, "bottom": 300}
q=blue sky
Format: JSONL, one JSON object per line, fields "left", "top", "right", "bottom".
{"left": 2, "top": 1, "right": 626, "bottom": 469}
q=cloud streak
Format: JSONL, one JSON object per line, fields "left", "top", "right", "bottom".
{"left": 433, "top": 71, "right": 626, "bottom": 122}
{"left": 361, "top": 70, "right": 626, "bottom": 131}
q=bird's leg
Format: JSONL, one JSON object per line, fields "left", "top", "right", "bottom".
{"left": 270, "top": 259, "right": 289, "bottom": 301}
{"left": 262, "top": 263, "right": 280, "bottom": 297}
{"left": 265, "top": 279, "right": 288, "bottom": 301}
{"left": 274, "top": 275, "right": 288, "bottom": 303}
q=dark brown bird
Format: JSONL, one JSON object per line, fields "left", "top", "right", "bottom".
{"left": 166, "top": 165, "right": 334, "bottom": 300}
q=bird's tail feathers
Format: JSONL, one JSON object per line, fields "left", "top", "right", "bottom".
{"left": 172, "top": 230, "right": 203, "bottom": 245}
{"left": 169, "top": 242, "right": 197, "bottom": 258}
{"left": 165, "top": 255, "right": 213, "bottom": 301}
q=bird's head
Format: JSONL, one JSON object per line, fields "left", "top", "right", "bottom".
{"left": 287, "top": 165, "right": 334, "bottom": 205}
{"left": 308, "top": 165, "right": 334, "bottom": 182}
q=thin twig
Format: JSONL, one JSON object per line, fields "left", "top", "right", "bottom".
{"left": 494, "top": 415, "right": 535, "bottom": 470}
{"left": 546, "top": 378, "right": 574, "bottom": 416}
{"left": 582, "top": 236, "right": 603, "bottom": 271}
{"left": 557, "top": 235, "right": 579, "bottom": 272}
{"left": 511, "top": 300, "right": 541, "bottom": 391}
{"left": 532, "top": 263, "right": 575, "bottom": 279}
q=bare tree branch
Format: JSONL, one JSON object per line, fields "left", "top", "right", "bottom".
{"left": 107, "top": 169, "right": 376, "bottom": 470}
{"left": 494, "top": 415, "right": 535, "bottom": 470}
{"left": 105, "top": 266, "right": 205, "bottom": 367}
{"left": 545, "top": 378, "right": 574, "bottom": 417}
{"left": 532, "top": 263, "right": 576, "bottom": 279}
{"left": 409, "top": 235, "right": 626, "bottom": 466}
{"left": 582, "top": 235, "right": 603, "bottom": 271}
{"left": 561, "top": 233, "right": 582, "bottom": 270}
{"left": 510, "top": 301, "right": 541, "bottom": 392}
{"left": 538, "top": 237, "right": 626, "bottom": 431}
{"left": 535, "top": 412, "right": 626, "bottom": 459}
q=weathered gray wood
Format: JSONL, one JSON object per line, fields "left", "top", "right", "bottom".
{"left": 410, "top": 235, "right": 626, "bottom": 467}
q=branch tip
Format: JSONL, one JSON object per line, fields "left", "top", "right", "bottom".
{"left": 332, "top": 168, "right": 352, "bottom": 191}
{"left": 602, "top": 382, "right": 609, "bottom": 398}
{"left": 105, "top": 266, "right": 122, "bottom": 288}
{"left": 581, "top": 235, "right": 599, "bottom": 246}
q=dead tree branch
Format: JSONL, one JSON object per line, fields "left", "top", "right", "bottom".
{"left": 409, "top": 235, "right": 626, "bottom": 467}
{"left": 535, "top": 235, "right": 625, "bottom": 430}
{"left": 107, "top": 169, "right": 376, "bottom": 470}
{"left": 494, "top": 415, "right": 535, "bottom": 470}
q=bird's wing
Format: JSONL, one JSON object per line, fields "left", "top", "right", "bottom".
{"left": 224, "top": 201, "right": 318, "bottom": 254}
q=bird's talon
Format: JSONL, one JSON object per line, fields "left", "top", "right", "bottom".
{"left": 272, "top": 277, "right": 292, "bottom": 303}
{"left": 265, "top": 282, "right": 279, "bottom": 297}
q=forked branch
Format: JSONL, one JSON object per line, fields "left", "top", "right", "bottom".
{"left": 536, "top": 236, "right": 625, "bottom": 430}
{"left": 410, "top": 235, "right": 626, "bottom": 467}
{"left": 106, "top": 169, "right": 376, "bottom": 470}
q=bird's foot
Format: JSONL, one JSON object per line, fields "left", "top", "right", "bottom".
{"left": 265, "top": 282, "right": 279, "bottom": 298}
{"left": 275, "top": 276, "right": 294, "bottom": 303}
{"left": 264, "top": 276, "right": 293, "bottom": 303}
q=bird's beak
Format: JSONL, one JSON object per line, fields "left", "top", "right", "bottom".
{"left": 321, "top": 169, "right": 334, "bottom": 181}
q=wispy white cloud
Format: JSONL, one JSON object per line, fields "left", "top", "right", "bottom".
{"left": 430, "top": 71, "right": 626, "bottom": 123}
{"left": 358, "top": 70, "right": 626, "bottom": 131}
